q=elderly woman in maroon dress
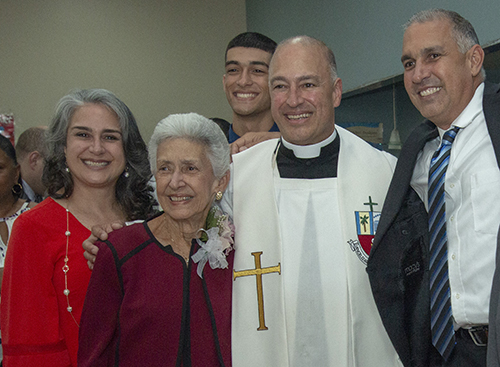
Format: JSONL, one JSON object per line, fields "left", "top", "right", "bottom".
{"left": 78, "top": 113, "right": 233, "bottom": 367}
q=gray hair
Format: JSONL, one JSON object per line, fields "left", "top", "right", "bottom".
{"left": 149, "top": 113, "right": 230, "bottom": 179}
{"left": 46, "top": 89, "right": 134, "bottom": 156}
{"left": 275, "top": 36, "right": 338, "bottom": 83}
{"left": 44, "top": 88, "right": 155, "bottom": 220}
{"left": 405, "top": 9, "right": 485, "bottom": 79}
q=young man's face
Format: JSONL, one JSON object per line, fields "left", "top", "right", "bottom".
{"left": 223, "top": 47, "right": 272, "bottom": 118}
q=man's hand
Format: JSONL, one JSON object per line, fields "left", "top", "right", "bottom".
{"left": 230, "top": 131, "right": 280, "bottom": 155}
{"left": 83, "top": 222, "right": 124, "bottom": 269}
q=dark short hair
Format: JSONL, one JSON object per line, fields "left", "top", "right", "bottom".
{"left": 43, "top": 89, "right": 155, "bottom": 220}
{"left": 210, "top": 118, "right": 230, "bottom": 141}
{"left": 225, "top": 32, "right": 277, "bottom": 60}
{"left": 16, "top": 127, "right": 47, "bottom": 161}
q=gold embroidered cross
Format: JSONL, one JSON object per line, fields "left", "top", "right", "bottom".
{"left": 233, "top": 251, "right": 281, "bottom": 331}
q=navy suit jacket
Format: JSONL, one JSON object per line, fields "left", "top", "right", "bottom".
{"left": 367, "top": 82, "right": 500, "bottom": 367}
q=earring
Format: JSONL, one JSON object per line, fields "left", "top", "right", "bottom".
{"left": 123, "top": 167, "right": 130, "bottom": 178}
{"left": 215, "top": 191, "right": 223, "bottom": 201}
{"left": 65, "top": 167, "right": 70, "bottom": 173}
{"left": 12, "top": 182, "right": 23, "bottom": 195}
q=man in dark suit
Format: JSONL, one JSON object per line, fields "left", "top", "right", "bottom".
{"left": 367, "top": 9, "right": 500, "bottom": 367}
{"left": 489, "top": 228, "right": 500, "bottom": 366}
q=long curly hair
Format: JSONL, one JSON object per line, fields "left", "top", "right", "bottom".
{"left": 43, "top": 89, "right": 156, "bottom": 220}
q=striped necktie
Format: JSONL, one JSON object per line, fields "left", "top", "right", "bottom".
{"left": 428, "top": 126, "right": 460, "bottom": 360}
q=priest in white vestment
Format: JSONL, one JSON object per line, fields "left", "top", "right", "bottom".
{"left": 223, "top": 36, "right": 403, "bottom": 367}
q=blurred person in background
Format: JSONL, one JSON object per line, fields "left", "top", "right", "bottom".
{"left": 16, "top": 126, "right": 48, "bottom": 203}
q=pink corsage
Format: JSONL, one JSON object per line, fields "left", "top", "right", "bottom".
{"left": 192, "top": 207, "right": 235, "bottom": 278}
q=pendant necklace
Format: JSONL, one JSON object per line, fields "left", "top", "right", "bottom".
{"left": 163, "top": 216, "right": 190, "bottom": 263}
{"left": 169, "top": 236, "right": 190, "bottom": 263}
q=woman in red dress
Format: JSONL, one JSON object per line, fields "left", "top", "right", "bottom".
{"left": 1, "top": 89, "right": 155, "bottom": 367}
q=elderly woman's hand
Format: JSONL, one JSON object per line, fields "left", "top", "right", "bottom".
{"left": 83, "top": 221, "right": 125, "bottom": 269}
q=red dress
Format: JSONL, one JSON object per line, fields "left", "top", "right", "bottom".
{"left": 1, "top": 198, "right": 91, "bottom": 367}
{"left": 78, "top": 217, "right": 233, "bottom": 367}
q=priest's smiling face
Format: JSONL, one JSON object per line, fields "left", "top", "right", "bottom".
{"left": 269, "top": 39, "right": 342, "bottom": 146}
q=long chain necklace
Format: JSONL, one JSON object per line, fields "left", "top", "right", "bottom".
{"left": 63, "top": 207, "right": 79, "bottom": 328}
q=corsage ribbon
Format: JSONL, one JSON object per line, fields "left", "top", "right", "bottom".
{"left": 192, "top": 227, "right": 229, "bottom": 278}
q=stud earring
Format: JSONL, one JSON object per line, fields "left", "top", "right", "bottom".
{"left": 216, "top": 191, "right": 223, "bottom": 201}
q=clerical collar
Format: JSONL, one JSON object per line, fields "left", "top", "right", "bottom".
{"left": 276, "top": 130, "right": 340, "bottom": 179}
{"left": 281, "top": 130, "right": 337, "bottom": 159}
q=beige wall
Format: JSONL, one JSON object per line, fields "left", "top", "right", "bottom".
{"left": 0, "top": 0, "right": 246, "bottom": 142}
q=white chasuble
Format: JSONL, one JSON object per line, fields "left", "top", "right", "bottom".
{"left": 276, "top": 177, "right": 348, "bottom": 366}
{"left": 231, "top": 127, "right": 402, "bottom": 367}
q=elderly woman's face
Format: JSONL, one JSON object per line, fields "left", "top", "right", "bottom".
{"left": 0, "top": 149, "right": 19, "bottom": 200}
{"left": 155, "top": 138, "right": 224, "bottom": 223}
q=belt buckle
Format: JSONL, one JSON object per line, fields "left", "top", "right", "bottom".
{"left": 468, "top": 326, "right": 488, "bottom": 347}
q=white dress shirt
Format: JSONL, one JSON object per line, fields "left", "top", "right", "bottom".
{"left": 411, "top": 83, "right": 500, "bottom": 327}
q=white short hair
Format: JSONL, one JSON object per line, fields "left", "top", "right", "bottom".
{"left": 149, "top": 113, "right": 230, "bottom": 178}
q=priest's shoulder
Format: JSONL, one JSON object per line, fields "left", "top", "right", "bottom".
{"left": 336, "top": 126, "right": 397, "bottom": 167}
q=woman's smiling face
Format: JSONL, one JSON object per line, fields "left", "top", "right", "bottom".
{"left": 64, "top": 103, "right": 125, "bottom": 190}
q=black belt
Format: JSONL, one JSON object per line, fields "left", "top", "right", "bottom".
{"left": 457, "top": 326, "right": 488, "bottom": 347}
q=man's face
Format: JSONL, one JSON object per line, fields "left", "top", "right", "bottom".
{"left": 269, "top": 42, "right": 341, "bottom": 145}
{"left": 402, "top": 19, "right": 479, "bottom": 129}
{"left": 223, "top": 47, "right": 272, "bottom": 117}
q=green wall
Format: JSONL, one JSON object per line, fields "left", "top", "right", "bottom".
{"left": 246, "top": 0, "right": 500, "bottom": 91}
{"left": 246, "top": 1, "right": 500, "bottom": 150}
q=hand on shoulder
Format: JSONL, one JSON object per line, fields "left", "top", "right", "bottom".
{"left": 230, "top": 131, "right": 281, "bottom": 155}
{"left": 83, "top": 221, "right": 125, "bottom": 269}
